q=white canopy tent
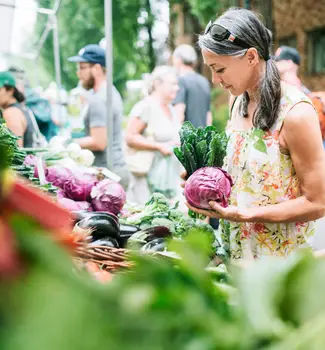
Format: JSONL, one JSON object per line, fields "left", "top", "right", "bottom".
{"left": 0, "top": 0, "right": 15, "bottom": 55}
{"left": 0, "top": 0, "right": 63, "bottom": 94}
{"left": 0, "top": 0, "right": 114, "bottom": 169}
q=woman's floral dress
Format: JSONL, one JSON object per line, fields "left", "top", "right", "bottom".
{"left": 220, "top": 83, "right": 316, "bottom": 260}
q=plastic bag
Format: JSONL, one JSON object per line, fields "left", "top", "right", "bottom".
{"left": 147, "top": 152, "right": 180, "bottom": 199}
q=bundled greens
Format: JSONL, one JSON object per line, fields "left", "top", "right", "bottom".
{"left": 0, "top": 117, "right": 26, "bottom": 168}
{"left": 0, "top": 116, "right": 58, "bottom": 194}
{"left": 174, "top": 121, "right": 228, "bottom": 176}
{"left": 11, "top": 163, "right": 58, "bottom": 194}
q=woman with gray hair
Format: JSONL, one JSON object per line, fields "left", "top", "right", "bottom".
{"left": 185, "top": 8, "right": 325, "bottom": 260}
{"left": 126, "top": 66, "right": 182, "bottom": 204}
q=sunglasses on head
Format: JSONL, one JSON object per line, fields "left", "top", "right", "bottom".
{"left": 204, "top": 21, "right": 251, "bottom": 49}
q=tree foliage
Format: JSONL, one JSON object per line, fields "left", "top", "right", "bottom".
{"left": 170, "top": 0, "right": 239, "bottom": 28}
{"left": 34, "top": 0, "right": 243, "bottom": 93}
{"left": 35, "top": 0, "right": 163, "bottom": 92}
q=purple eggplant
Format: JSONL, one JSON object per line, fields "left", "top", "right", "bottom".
{"left": 118, "top": 224, "right": 140, "bottom": 247}
{"left": 142, "top": 226, "right": 171, "bottom": 242}
{"left": 89, "top": 237, "right": 119, "bottom": 248}
{"left": 141, "top": 238, "right": 167, "bottom": 252}
{"left": 78, "top": 213, "right": 120, "bottom": 241}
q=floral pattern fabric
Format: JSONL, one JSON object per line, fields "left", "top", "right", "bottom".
{"left": 220, "top": 83, "right": 315, "bottom": 260}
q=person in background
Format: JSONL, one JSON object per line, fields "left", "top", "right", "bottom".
{"left": 0, "top": 71, "right": 36, "bottom": 147}
{"left": 68, "top": 44, "right": 129, "bottom": 189}
{"left": 172, "top": 44, "right": 212, "bottom": 127}
{"left": 8, "top": 66, "right": 56, "bottom": 141}
{"left": 275, "top": 46, "right": 325, "bottom": 144}
{"left": 184, "top": 8, "right": 325, "bottom": 260}
{"left": 7, "top": 66, "right": 25, "bottom": 94}
{"left": 126, "top": 66, "right": 182, "bottom": 205}
{"left": 274, "top": 46, "right": 310, "bottom": 95}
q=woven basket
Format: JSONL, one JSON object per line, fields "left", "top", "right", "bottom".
{"left": 74, "top": 244, "right": 133, "bottom": 272}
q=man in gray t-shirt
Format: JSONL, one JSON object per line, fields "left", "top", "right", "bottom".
{"left": 68, "top": 44, "right": 129, "bottom": 188}
{"left": 172, "top": 44, "right": 211, "bottom": 128}
{"left": 83, "top": 84, "right": 125, "bottom": 169}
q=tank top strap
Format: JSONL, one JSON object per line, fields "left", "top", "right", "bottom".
{"left": 272, "top": 83, "right": 314, "bottom": 133}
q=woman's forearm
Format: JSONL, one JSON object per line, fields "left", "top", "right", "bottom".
{"left": 238, "top": 196, "right": 325, "bottom": 223}
{"left": 126, "top": 134, "right": 159, "bottom": 151}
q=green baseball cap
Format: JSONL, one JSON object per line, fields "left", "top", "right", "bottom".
{"left": 0, "top": 71, "right": 16, "bottom": 88}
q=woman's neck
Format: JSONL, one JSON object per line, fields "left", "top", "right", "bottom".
{"left": 4, "top": 97, "right": 17, "bottom": 108}
{"left": 246, "top": 61, "right": 266, "bottom": 102}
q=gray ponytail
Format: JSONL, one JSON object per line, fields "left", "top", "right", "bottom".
{"left": 198, "top": 8, "right": 281, "bottom": 131}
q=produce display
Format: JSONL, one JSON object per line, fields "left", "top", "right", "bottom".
{"left": 1, "top": 119, "right": 325, "bottom": 350}
{"left": 120, "top": 192, "right": 218, "bottom": 252}
{"left": 71, "top": 192, "right": 220, "bottom": 259}
{"left": 21, "top": 153, "right": 126, "bottom": 216}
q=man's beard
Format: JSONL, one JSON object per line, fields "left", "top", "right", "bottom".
{"left": 82, "top": 76, "right": 95, "bottom": 90}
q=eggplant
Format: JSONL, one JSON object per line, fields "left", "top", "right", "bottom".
{"left": 118, "top": 224, "right": 140, "bottom": 248}
{"left": 78, "top": 213, "right": 120, "bottom": 240}
{"left": 141, "top": 238, "right": 167, "bottom": 252}
{"left": 72, "top": 210, "right": 90, "bottom": 223}
{"left": 120, "top": 224, "right": 140, "bottom": 236}
{"left": 89, "top": 237, "right": 119, "bottom": 248}
{"left": 72, "top": 211, "right": 119, "bottom": 225}
{"left": 141, "top": 226, "right": 171, "bottom": 242}
{"left": 91, "top": 211, "right": 119, "bottom": 224}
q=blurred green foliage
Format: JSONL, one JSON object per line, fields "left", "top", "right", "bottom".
{"left": 210, "top": 87, "right": 229, "bottom": 133}
{"left": 35, "top": 0, "right": 162, "bottom": 93}
{"left": 0, "top": 215, "right": 244, "bottom": 350}
{"left": 170, "top": 0, "right": 239, "bottom": 27}
{"left": 3, "top": 216, "right": 325, "bottom": 349}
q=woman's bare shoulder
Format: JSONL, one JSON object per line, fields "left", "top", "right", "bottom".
{"left": 283, "top": 101, "right": 322, "bottom": 150}
{"left": 285, "top": 101, "right": 318, "bottom": 127}
{"left": 3, "top": 105, "right": 25, "bottom": 119}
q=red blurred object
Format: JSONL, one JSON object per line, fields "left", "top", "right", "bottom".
{"left": 0, "top": 217, "right": 21, "bottom": 279}
{"left": 0, "top": 175, "right": 76, "bottom": 279}
{"left": 6, "top": 178, "right": 73, "bottom": 232}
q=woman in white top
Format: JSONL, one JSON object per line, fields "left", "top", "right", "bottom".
{"left": 126, "top": 66, "right": 182, "bottom": 204}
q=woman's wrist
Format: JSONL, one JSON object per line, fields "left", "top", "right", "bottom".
{"left": 236, "top": 207, "right": 255, "bottom": 222}
{"left": 153, "top": 142, "right": 161, "bottom": 151}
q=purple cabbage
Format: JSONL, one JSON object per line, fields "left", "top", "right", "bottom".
{"left": 91, "top": 179, "right": 126, "bottom": 215}
{"left": 57, "top": 197, "right": 93, "bottom": 212}
{"left": 63, "top": 173, "right": 97, "bottom": 201}
{"left": 184, "top": 167, "right": 233, "bottom": 209}
{"left": 46, "top": 166, "right": 73, "bottom": 189}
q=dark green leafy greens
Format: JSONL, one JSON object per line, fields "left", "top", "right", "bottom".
{"left": 0, "top": 117, "right": 26, "bottom": 168}
{"left": 174, "top": 121, "right": 228, "bottom": 176}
